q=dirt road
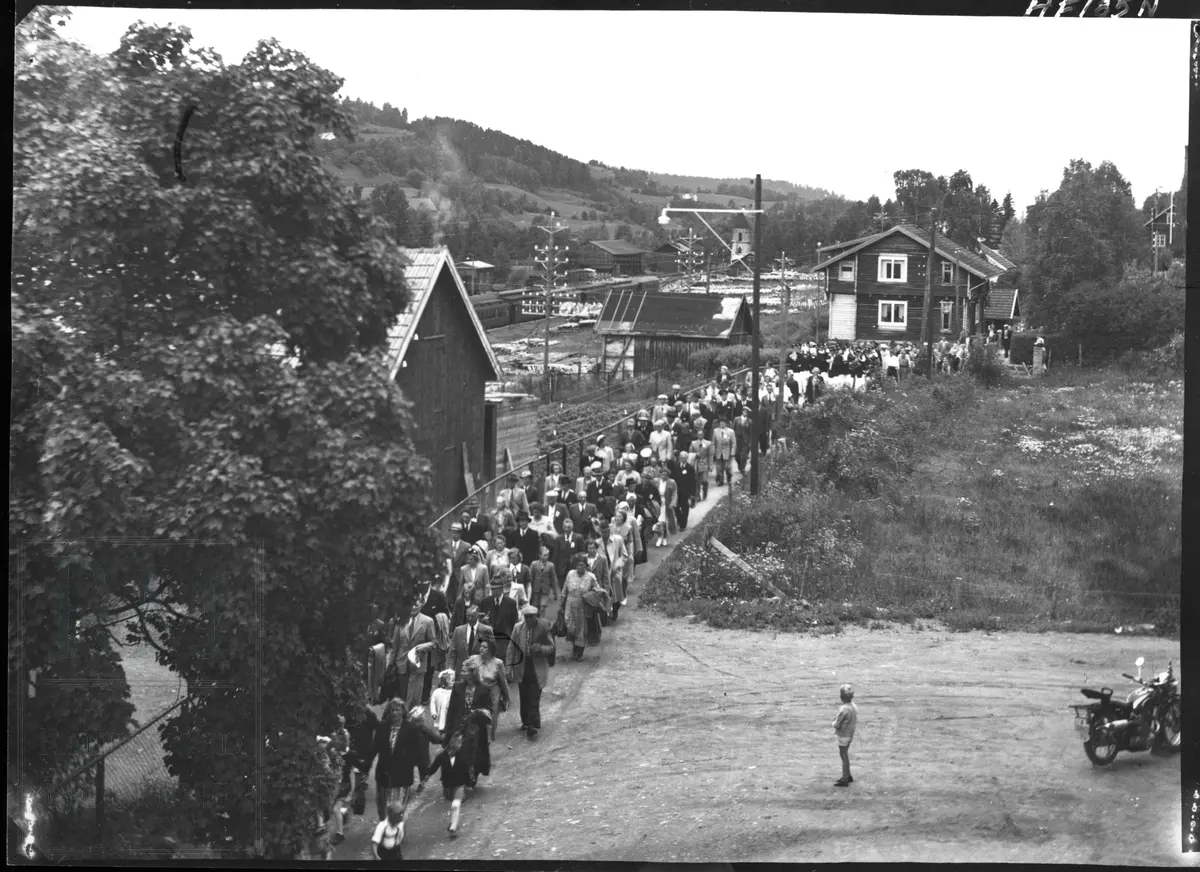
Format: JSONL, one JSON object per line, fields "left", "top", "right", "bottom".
{"left": 334, "top": 474, "right": 1184, "bottom": 866}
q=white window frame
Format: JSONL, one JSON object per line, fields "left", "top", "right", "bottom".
{"left": 1153, "top": 232, "right": 1167, "bottom": 248}
{"left": 878, "top": 254, "right": 907, "bottom": 283}
{"left": 838, "top": 260, "right": 855, "bottom": 282}
{"left": 878, "top": 300, "right": 908, "bottom": 330}
{"left": 940, "top": 300, "right": 954, "bottom": 332}
{"left": 941, "top": 261, "right": 954, "bottom": 285}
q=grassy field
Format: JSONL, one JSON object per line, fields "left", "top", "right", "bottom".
{"left": 643, "top": 362, "right": 1183, "bottom": 634}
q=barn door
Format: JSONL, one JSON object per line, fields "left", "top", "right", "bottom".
{"left": 829, "top": 294, "right": 856, "bottom": 341}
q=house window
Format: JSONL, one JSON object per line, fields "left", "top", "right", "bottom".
{"left": 1153, "top": 232, "right": 1167, "bottom": 248}
{"left": 878, "top": 255, "right": 907, "bottom": 283}
{"left": 941, "top": 262, "right": 954, "bottom": 285}
{"left": 941, "top": 301, "right": 954, "bottom": 332}
{"left": 838, "top": 260, "right": 855, "bottom": 282}
{"left": 878, "top": 301, "right": 908, "bottom": 330}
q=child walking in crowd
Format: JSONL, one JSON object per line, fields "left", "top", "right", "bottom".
{"left": 371, "top": 800, "right": 405, "bottom": 861}
{"left": 833, "top": 683, "right": 857, "bottom": 787}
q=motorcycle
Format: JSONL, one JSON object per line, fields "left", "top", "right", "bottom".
{"left": 1073, "top": 656, "right": 1181, "bottom": 766}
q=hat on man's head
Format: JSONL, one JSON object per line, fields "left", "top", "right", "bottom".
{"left": 507, "top": 472, "right": 518, "bottom": 481}
{"left": 520, "top": 469, "right": 532, "bottom": 478}
{"left": 637, "top": 409, "right": 651, "bottom": 419}
{"left": 450, "top": 522, "right": 463, "bottom": 532}
{"left": 520, "top": 604, "right": 539, "bottom": 616}
{"left": 812, "top": 367, "right": 820, "bottom": 374}
{"left": 672, "top": 384, "right": 681, "bottom": 390}
{"left": 657, "top": 394, "right": 668, "bottom": 400}
{"left": 590, "top": 461, "right": 602, "bottom": 471}
{"left": 516, "top": 511, "right": 530, "bottom": 522}
{"left": 546, "top": 491, "right": 558, "bottom": 500}
{"left": 639, "top": 446, "right": 652, "bottom": 458}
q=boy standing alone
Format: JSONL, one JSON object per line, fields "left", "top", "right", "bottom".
{"left": 833, "top": 683, "right": 857, "bottom": 786}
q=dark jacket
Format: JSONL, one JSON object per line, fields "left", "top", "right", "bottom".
{"left": 370, "top": 717, "right": 432, "bottom": 789}
{"left": 675, "top": 465, "right": 697, "bottom": 500}
{"left": 511, "top": 526, "right": 542, "bottom": 567}
{"left": 481, "top": 592, "right": 519, "bottom": 647}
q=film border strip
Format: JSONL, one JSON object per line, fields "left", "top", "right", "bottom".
{"left": 1025, "top": 0, "right": 1159, "bottom": 15}
{"left": 13, "top": 537, "right": 265, "bottom": 860}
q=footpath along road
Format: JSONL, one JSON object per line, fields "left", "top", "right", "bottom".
{"left": 332, "top": 465, "right": 745, "bottom": 862}
{"left": 334, "top": 463, "right": 1183, "bottom": 866}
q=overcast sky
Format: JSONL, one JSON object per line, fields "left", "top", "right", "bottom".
{"left": 58, "top": 8, "right": 1189, "bottom": 216}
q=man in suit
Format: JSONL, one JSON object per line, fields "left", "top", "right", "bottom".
{"left": 443, "top": 523, "right": 472, "bottom": 600}
{"left": 755, "top": 397, "right": 773, "bottom": 456}
{"left": 511, "top": 511, "right": 542, "bottom": 568}
{"left": 649, "top": 419, "right": 673, "bottom": 463}
{"left": 450, "top": 604, "right": 494, "bottom": 678}
{"left": 388, "top": 599, "right": 437, "bottom": 709}
{"left": 596, "top": 516, "right": 629, "bottom": 622}
{"left": 666, "top": 383, "right": 684, "bottom": 407}
{"left": 481, "top": 576, "right": 520, "bottom": 662}
{"left": 733, "top": 409, "right": 752, "bottom": 474}
{"left": 712, "top": 417, "right": 735, "bottom": 487}
{"left": 518, "top": 469, "right": 541, "bottom": 511}
{"left": 569, "top": 491, "right": 598, "bottom": 537}
{"left": 691, "top": 427, "right": 713, "bottom": 501}
{"left": 554, "top": 475, "right": 574, "bottom": 507}
{"left": 674, "top": 452, "right": 697, "bottom": 531}
{"left": 418, "top": 581, "right": 450, "bottom": 703}
{"left": 553, "top": 518, "right": 587, "bottom": 582}
{"left": 504, "top": 604, "right": 556, "bottom": 740}
{"left": 508, "top": 547, "right": 533, "bottom": 601}
{"left": 462, "top": 504, "right": 489, "bottom": 547}
{"left": 542, "top": 492, "right": 569, "bottom": 536}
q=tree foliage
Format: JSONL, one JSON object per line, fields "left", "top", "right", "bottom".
{"left": 12, "top": 10, "right": 440, "bottom": 856}
{"left": 1022, "top": 159, "right": 1147, "bottom": 329}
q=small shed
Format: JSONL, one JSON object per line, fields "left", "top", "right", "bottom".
{"left": 982, "top": 286, "right": 1021, "bottom": 329}
{"left": 595, "top": 289, "right": 753, "bottom": 378}
{"left": 387, "top": 247, "right": 503, "bottom": 517}
{"left": 457, "top": 259, "right": 495, "bottom": 295}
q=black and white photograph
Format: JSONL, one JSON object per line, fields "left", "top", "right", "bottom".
{"left": 11, "top": 3, "right": 1189, "bottom": 864}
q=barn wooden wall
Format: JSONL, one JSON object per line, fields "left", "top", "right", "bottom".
{"left": 492, "top": 396, "right": 540, "bottom": 474}
{"left": 393, "top": 269, "right": 491, "bottom": 514}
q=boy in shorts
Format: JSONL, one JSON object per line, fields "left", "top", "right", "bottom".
{"left": 833, "top": 683, "right": 857, "bottom": 786}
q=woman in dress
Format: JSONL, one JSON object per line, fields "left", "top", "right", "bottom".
{"left": 560, "top": 554, "right": 599, "bottom": 662}
{"left": 656, "top": 466, "right": 678, "bottom": 546}
{"left": 486, "top": 533, "right": 511, "bottom": 576}
{"left": 461, "top": 637, "right": 510, "bottom": 742}
{"left": 586, "top": 537, "right": 610, "bottom": 603}
{"left": 613, "top": 505, "right": 639, "bottom": 594}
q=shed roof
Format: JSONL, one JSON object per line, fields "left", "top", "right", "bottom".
{"left": 588, "top": 239, "right": 650, "bottom": 256}
{"left": 458, "top": 259, "right": 495, "bottom": 270}
{"left": 983, "top": 287, "right": 1020, "bottom": 321}
{"left": 595, "top": 290, "right": 751, "bottom": 339}
{"left": 385, "top": 247, "right": 502, "bottom": 382}
{"left": 810, "top": 224, "right": 1003, "bottom": 279}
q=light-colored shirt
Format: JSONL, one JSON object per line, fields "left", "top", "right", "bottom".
{"left": 372, "top": 819, "right": 404, "bottom": 849}
{"left": 834, "top": 701, "right": 858, "bottom": 741}
{"left": 430, "top": 687, "right": 453, "bottom": 732}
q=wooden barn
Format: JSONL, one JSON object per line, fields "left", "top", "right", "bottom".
{"left": 580, "top": 239, "right": 650, "bottom": 276}
{"left": 594, "top": 288, "right": 753, "bottom": 378}
{"left": 812, "top": 224, "right": 1004, "bottom": 343}
{"left": 386, "top": 247, "right": 502, "bottom": 517}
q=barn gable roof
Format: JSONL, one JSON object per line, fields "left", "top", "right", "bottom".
{"left": 385, "top": 247, "right": 502, "bottom": 382}
{"left": 596, "top": 290, "right": 751, "bottom": 339}
{"left": 811, "top": 224, "right": 1003, "bottom": 279}
{"left": 983, "top": 287, "right": 1020, "bottom": 321}
{"left": 588, "top": 239, "right": 650, "bottom": 256}
{"left": 976, "top": 239, "right": 1017, "bottom": 272}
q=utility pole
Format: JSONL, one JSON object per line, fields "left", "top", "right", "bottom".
{"left": 705, "top": 251, "right": 711, "bottom": 294}
{"left": 815, "top": 241, "right": 822, "bottom": 344}
{"left": 534, "top": 213, "right": 568, "bottom": 401}
{"left": 921, "top": 192, "right": 950, "bottom": 377}
{"left": 1154, "top": 189, "right": 1161, "bottom": 273}
{"left": 750, "top": 174, "right": 763, "bottom": 498}
{"left": 675, "top": 227, "right": 701, "bottom": 282}
{"left": 775, "top": 251, "right": 792, "bottom": 418}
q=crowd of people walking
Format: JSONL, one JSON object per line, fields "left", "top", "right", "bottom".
{"left": 313, "top": 330, "right": 1004, "bottom": 859}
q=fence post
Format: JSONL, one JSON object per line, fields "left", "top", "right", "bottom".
{"left": 560, "top": 444, "right": 568, "bottom": 478}
{"left": 95, "top": 757, "right": 106, "bottom": 843}
{"left": 655, "top": 371, "right": 659, "bottom": 398}
{"left": 1077, "top": 343, "right": 1082, "bottom": 368}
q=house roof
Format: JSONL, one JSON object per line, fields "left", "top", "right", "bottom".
{"left": 1143, "top": 206, "right": 1173, "bottom": 226}
{"left": 595, "top": 290, "right": 751, "bottom": 339}
{"left": 731, "top": 213, "right": 751, "bottom": 230}
{"left": 588, "top": 239, "right": 650, "bottom": 256}
{"left": 975, "top": 239, "right": 1017, "bottom": 272}
{"left": 458, "top": 260, "right": 495, "bottom": 270}
{"left": 810, "top": 224, "right": 1003, "bottom": 279}
{"left": 983, "top": 287, "right": 1020, "bottom": 321}
{"left": 385, "top": 247, "right": 502, "bottom": 382}
{"left": 817, "top": 232, "right": 887, "bottom": 261}
{"left": 656, "top": 241, "right": 695, "bottom": 254}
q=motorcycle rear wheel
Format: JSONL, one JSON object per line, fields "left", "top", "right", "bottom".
{"left": 1157, "top": 701, "right": 1181, "bottom": 753}
{"left": 1084, "top": 719, "right": 1119, "bottom": 766}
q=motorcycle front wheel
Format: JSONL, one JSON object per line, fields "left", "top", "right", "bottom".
{"left": 1157, "top": 701, "right": 1181, "bottom": 753}
{"left": 1084, "top": 719, "right": 1119, "bottom": 766}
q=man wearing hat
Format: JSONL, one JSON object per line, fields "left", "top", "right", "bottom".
{"left": 649, "top": 418, "right": 673, "bottom": 463}
{"left": 443, "top": 523, "right": 472, "bottom": 599}
{"left": 594, "top": 435, "right": 614, "bottom": 475}
{"left": 419, "top": 581, "right": 451, "bottom": 703}
{"left": 712, "top": 417, "right": 735, "bottom": 487}
{"left": 554, "top": 474, "right": 574, "bottom": 507}
{"left": 651, "top": 394, "right": 670, "bottom": 424}
{"left": 666, "top": 383, "right": 684, "bottom": 407}
{"left": 504, "top": 603, "right": 555, "bottom": 740}
{"left": 519, "top": 468, "right": 541, "bottom": 509}
{"left": 462, "top": 504, "right": 489, "bottom": 548}
{"left": 481, "top": 571, "right": 519, "bottom": 663}
{"left": 499, "top": 473, "right": 529, "bottom": 520}
{"left": 541, "top": 491, "right": 569, "bottom": 536}
{"left": 490, "top": 494, "right": 515, "bottom": 540}
{"left": 388, "top": 597, "right": 438, "bottom": 709}
{"left": 512, "top": 510, "right": 541, "bottom": 568}
{"left": 450, "top": 604, "right": 494, "bottom": 678}
{"left": 733, "top": 407, "right": 752, "bottom": 474}
{"left": 553, "top": 518, "right": 587, "bottom": 581}
{"left": 634, "top": 409, "right": 653, "bottom": 443}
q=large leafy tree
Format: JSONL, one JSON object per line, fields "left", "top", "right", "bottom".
{"left": 1022, "top": 159, "right": 1147, "bottom": 328}
{"left": 12, "top": 10, "right": 439, "bottom": 856}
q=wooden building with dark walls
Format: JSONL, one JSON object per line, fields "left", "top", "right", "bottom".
{"left": 581, "top": 239, "right": 650, "bottom": 276}
{"left": 595, "top": 289, "right": 753, "bottom": 378}
{"left": 812, "top": 225, "right": 1004, "bottom": 343}
{"left": 386, "top": 247, "right": 503, "bottom": 517}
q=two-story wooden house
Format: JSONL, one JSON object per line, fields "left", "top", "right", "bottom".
{"left": 812, "top": 224, "right": 1004, "bottom": 343}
